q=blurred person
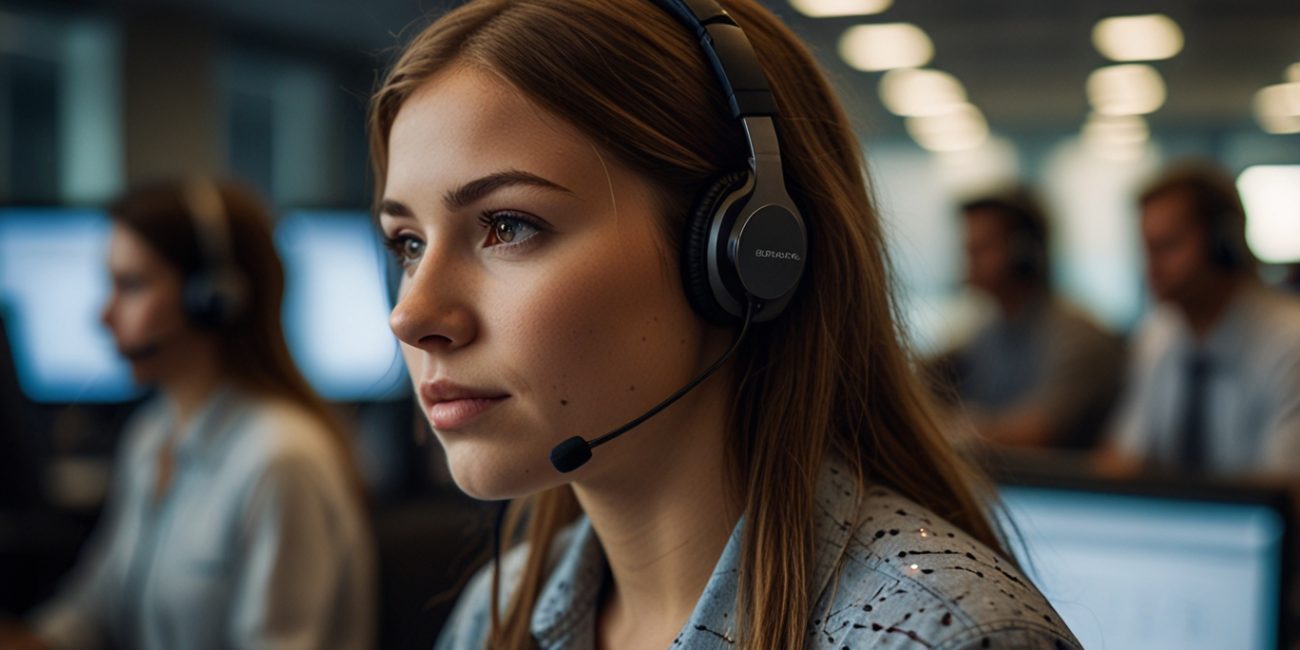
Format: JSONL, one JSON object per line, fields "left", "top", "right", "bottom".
{"left": 371, "top": 1, "right": 1080, "bottom": 649}
{"left": 0, "top": 180, "right": 375, "bottom": 650}
{"left": 928, "top": 189, "right": 1124, "bottom": 450}
{"left": 1098, "top": 162, "right": 1300, "bottom": 477}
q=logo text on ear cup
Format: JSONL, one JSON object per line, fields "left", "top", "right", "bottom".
{"left": 754, "top": 249, "right": 802, "bottom": 261}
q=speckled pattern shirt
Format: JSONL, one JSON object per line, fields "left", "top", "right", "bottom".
{"left": 435, "top": 456, "right": 1082, "bottom": 649}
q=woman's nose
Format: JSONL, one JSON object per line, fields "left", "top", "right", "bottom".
{"left": 388, "top": 257, "right": 477, "bottom": 353}
{"left": 99, "top": 292, "right": 117, "bottom": 329}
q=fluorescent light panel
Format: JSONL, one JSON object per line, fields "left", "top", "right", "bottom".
{"left": 1238, "top": 165, "right": 1300, "bottom": 263}
{"left": 1253, "top": 82, "right": 1300, "bottom": 134}
{"left": 905, "top": 103, "right": 989, "bottom": 152}
{"left": 839, "top": 23, "right": 933, "bottom": 72}
{"left": 790, "top": 0, "right": 892, "bottom": 18}
{"left": 878, "top": 68, "right": 967, "bottom": 117}
{"left": 1092, "top": 14, "right": 1184, "bottom": 62}
{"left": 1087, "top": 64, "right": 1166, "bottom": 115}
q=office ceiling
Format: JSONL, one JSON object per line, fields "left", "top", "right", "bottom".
{"left": 22, "top": 0, "right": 1300, "bottom": 136}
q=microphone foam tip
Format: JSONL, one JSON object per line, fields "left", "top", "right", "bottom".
{"left": 550, "top": 436, "right": 592, "bottom": 473}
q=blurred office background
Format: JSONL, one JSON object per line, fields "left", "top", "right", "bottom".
{"left": 0, "top": 0, "right": 1297, "bottom": 648}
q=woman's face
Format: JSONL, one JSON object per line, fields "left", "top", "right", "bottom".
{"left": 381, "top": 67, "right": 729, "bottom": 500}
{"left": 100, "top": 223, "right": 192, "bottom": 385}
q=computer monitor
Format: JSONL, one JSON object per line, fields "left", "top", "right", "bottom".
{"left": 0, "top": 208, "right": 138, "bottom": 403}
{"left": 275, "top": 210, "right": 406, "bottom": 401}
{"left": 1, "top": 207, "right": 406, "bottom": 403}
{"left": 999, "top": 478, "right": 1291, "bottom": 650}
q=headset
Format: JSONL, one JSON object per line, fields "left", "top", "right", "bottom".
{"left": 1206, "top": 208, "right": 1251, "bottom": 270}
{"left": 548, "top": 0, "right": 809, "bottom": 473}
{"left": 665, "top": 0, "right": 807, "bottom": 326}
{"left": 181, "top": 179, "right": 249, "bottom": 329}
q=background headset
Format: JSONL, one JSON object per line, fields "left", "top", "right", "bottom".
{"left": 180, "top": 179, "right": 249, "bottom": 329}
{"left": 548, "top": 0, "right": 809, "bottom": 472}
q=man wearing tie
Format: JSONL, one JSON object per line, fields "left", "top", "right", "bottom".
{"left": 1101, "top": 162, "right": 1300, "bottom": 477}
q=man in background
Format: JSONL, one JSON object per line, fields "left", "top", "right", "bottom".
{"left": 930, "top": 188, "right": 1124, "bottom": 450}
{"left": 1100, "top": 162, "right": 1300, "bottom": 477}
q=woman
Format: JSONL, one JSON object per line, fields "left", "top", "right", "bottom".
{"left": 371, "top": 1, "right": 1080, "bottom": 648}
{"left": 0, "top": 180, "right": 375, "bottom": 650}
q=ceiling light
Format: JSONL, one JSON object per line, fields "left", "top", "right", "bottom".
{"left": 878, "top": 68, "right": 967, "bottom": 116}
{"left": 905, "top": 103, "right": 989, "bottom": 152}
{"left": 1081, "top": 114, "right": 1150, "bottom": 162}
{"left": 1092, "top": 14, "right": 1184, "bottom": 62}
{"left": 790, "top": 0, "right": 892, "bottom": 18}
{"left": 1082, "top": 113, "right": 1149, "bottom": 146}
{"left": 1238, "top": 165, "right": 1300, "bottom": 263}
{"left": 1253, "top": 82, "right": 1300, "bottom": 134}
{"left": 1087, "top": 64, "right": 1166, "bottom": 115}
{"left": 839, "top": 23, "right": 933, "bottom": 72}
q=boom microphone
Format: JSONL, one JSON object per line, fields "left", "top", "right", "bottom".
{"left": 549, "top": 300, "right": 755, "bottom": 473}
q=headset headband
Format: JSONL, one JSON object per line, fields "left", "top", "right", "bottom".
{"left": 650, "top": 0, "right": 777, "bottom": 118}
{"left": 183, "top": 178, "right": 235, "bottom": 272}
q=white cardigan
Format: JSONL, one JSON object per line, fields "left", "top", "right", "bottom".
{"left": 32, "top": 387, "right": 375, "bottom": 650}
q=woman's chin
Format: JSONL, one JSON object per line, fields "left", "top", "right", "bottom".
{"left": 444, "top": 449, "right": 561, "bottom": 501}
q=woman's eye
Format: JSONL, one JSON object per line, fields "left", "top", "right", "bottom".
{"left": 479, "top": 212, "right": 542, "bottom": 248}
{"left": 115, "top": 276, "right": 145, "bottom": 293}
{"left": 384, "top": 235, "right": 425, "bottom": 268}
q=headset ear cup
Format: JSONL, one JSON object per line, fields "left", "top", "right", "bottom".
{"left": 1211, "top": 213, "right": 1246, "bottom": 269}
{"left": 183, "top": 272, "right": 220, "bottom": 329}
{"left": 1009, "top": 236, "right": 1045, "bottom": 281}
{"left": 183, "top": 269, "right": 247, "bottom": 329}
{"left": 683, "top": 172, "right": 749, "bottom": 326}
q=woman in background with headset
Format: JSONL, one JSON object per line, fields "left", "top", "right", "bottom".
{"left": 0, "top": 180, "right": 375, "bottom": 650}
{"left": 373, "top": 0, "right": 1079, "bottom": 648}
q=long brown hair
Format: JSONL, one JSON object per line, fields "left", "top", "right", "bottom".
{"left": 109, "top": 179, "right": 363, "bottom": 495}
{"left": 370, "top": 1, "right": 1007, "bottom": 647}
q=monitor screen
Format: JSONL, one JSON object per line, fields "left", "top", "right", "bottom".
{"left": 275, "top": 210, "right": 406, "bottom": 401}
{"left": 0, "top": 208, "right": 139, "bottom": 403}
{"left": 999, "top": 484, "right": 1287, "bottom": 650}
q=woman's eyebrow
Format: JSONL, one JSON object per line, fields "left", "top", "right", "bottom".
{"left": 380, "top": 169, "right": 575, "bottom": 220}
{"left": 443, "top": 169, "right": 574, "bottom": 211}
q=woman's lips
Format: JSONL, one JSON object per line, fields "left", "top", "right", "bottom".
{"left": 419, "top": 380, "right": 509, "bottom": 430}
{"left": 427, "top": 396, "right": 508, "bottom": 430}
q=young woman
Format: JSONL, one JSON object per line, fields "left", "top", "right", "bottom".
{"left": 370, "top": 1, "right": 1080, "bottom": 648}
{"left": 0, "top": 180, "right": 375, "bottom": 650}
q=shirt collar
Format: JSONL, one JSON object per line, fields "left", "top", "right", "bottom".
{"left": 528, "top": 456, "right": 862, "bottom": 649}
{"left": 1172, "top": 280, "right": 1263, "bottom": 364}
{"left": 667, "top": 456, "right": 862, "bottom": 648}
{"left": 161, "top": 383, "right": 246, "bottom": 464}
{"left": 530, "top": 517, "right": 605, "bottom": 649}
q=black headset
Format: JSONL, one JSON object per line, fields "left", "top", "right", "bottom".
{"left": 655, "top": 0, "right": 808, "bottom": 326}
{"left": 1206, "top": 207, "right": 1251, "bottom": 270}
{"left": 180, "top": 179, "right": 249, "bottom": 329}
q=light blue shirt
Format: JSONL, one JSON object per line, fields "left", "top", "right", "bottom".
{"left": 947, "top": 294, "right": 1124, "bottom": 448}
{"left": 435, "top": 457, "right": 1080, "bottom": 649}
{"left": 31, "top": 387, "right": 376, "bottom": 650}
{"left": 1111, "top": 282, "right": 1300, "bottom": 475}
